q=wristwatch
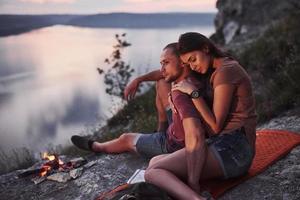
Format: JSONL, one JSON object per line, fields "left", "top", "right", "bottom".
{"left": 190, "top": 90, "right": 202, "bottom": 99}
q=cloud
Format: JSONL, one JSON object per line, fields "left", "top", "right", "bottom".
{"left": 19, "top": 0, "right": 77, "bottom": 4}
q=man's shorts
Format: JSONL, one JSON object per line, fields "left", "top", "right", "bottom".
{"left": 135, "top": 132, "right": 170, "bottom": 158}
{"left": 135, "top": 108, "right": 173, "bottom": 158}
{"left": 207, "top": 127, "right": 255, "bottom": 179}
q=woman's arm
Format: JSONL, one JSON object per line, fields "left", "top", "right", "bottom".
{"left": 124, "top": 69, "right": 163, "bottom": 100}
{"left": 172, "top": 81, "right": 235, "bottom": 134}
{"left": 192, "top": 84, "right": 234, "bottom": 134}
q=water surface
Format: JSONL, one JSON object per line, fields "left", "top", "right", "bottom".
{"left": 0, "top": 25, "right": 214, "bottom": 151}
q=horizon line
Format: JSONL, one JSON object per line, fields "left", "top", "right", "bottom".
{"left": 0, "top": 11, "right": 217, "bottom": 16}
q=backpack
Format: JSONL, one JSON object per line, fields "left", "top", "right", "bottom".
{"left": 96, "top": 182, "right": 173, "bottom": 200}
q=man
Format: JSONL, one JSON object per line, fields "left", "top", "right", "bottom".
{"left": 71, "top": 43, "right": 204, "bottom": 158}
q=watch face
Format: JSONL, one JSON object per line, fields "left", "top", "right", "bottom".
{"left": 191, "top": 90, "right": 200, "bottom": 98}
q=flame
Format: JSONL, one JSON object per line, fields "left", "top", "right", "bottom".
{"left": 42, "top": 152, "right": 56, "bottom": 161}
{"left": 40, "top": 165, "right": 51, "bottom": 177}
{"left": 39, "top": 152, "right": 65, "bottom": 177}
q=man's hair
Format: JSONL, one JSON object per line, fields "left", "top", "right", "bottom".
{"left": 163, "top": 42, "right": 179, "bottom": 57}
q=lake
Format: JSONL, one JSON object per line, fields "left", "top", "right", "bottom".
{"left": 0, "top": 25, "right": 214, "bottom": 152}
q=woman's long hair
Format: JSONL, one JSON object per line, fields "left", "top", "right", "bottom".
{"left": 178, "top": 32, "right": 230, "bottom": 58}
{"left": 177, "top": 32, "right": 231, "bottom": 108}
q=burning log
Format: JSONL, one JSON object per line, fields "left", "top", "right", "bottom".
{"left": 18, "top": 152, "right": 89, "bottom": 184}
{"left": 39, "top": 152, "right": 61, "bottom": 177}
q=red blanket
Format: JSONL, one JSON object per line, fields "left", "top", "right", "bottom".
{"left": 205, "top": 129, "right": 300, "bottom": 198}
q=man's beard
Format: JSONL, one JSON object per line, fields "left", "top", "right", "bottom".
{"left": 165, "top": 73, "right": 180, "bottom": 83}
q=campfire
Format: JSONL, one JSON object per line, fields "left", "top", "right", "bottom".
{"left": 39, "top": 152, "right": 63, "bottom": 177}
{"left": 18, "top": 152, "right": 96, "bottom": 184}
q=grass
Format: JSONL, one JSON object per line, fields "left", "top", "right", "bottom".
{"left": 94, "top": 86, "right": 158, "bottom": 141}
{"left": 0, "top": 147, "right": 36, "bottom": 175}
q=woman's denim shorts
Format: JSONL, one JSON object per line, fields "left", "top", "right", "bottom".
{"left": 207, "top": 128, "right": 255, "bottom": 179}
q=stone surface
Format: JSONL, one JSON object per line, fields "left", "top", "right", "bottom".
{"left": 0, "top": 153, "right": 148, "bottom": 200}
{"left": 0, "top": 112, "right": 299, "bottom": 199}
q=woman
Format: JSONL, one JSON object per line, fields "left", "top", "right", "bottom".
{"left": 144, "top": 32, "right": 256, "bottom": 200}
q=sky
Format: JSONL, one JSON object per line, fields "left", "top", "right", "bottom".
{"left": 0, "top": 0, "right": 217, "bottom": 15}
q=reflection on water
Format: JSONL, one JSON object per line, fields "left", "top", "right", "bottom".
{"left": 0, "top": 25, "right": 214, "bottom": 152}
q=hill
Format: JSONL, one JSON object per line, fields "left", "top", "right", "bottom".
{"left": 0, "top": 13, "right": 214, "bottom": 37}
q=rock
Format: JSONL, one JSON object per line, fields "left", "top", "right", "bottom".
{"left": 213, "top": 0, "right": 297, "bottom": 45}
{"left": 68, "top": 157, "right": 87, "bottom": 168}
{"left": 223, "top": 21, "right": 239, "bottom": 44}
{"left": 84, "top": 160, "right": 97, "bottom": 169}
{"left": 69, "top": 168, "right": 83, "bottom": 179}
{"left": 31, "top": 176, "right": 46, "bottom": 184}
{"left": 280, "top": 165, "right": 300, "bottom": 179}
{"left": 47, "top": 172, "right": 72, "bottom": 183}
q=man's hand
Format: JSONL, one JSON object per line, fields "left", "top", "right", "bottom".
{"left": 124, "top": 78, "right": 140, "bottom": 101}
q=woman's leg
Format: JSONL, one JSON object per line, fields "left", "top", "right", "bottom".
{"left": 145, "top": 146, "right": 223, "bottom": 200}
{"left": 148, "top": 154, "right": 169, "bottom": 168}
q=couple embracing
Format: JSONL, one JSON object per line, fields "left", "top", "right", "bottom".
{"left": 72, "top": 32, "right": 256, "bottom": 200}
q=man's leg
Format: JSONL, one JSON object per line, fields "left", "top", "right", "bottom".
{"left": 72, "top": 80, "right": 170, "bottom": 154}
{"left": 155, "top": 79, "right": 171, "bottom": 132}
{"left": 71, "top": 133, "right": 141, "bottom": 153}
{"left": 91, "top": 133, "right": 140, "bottom": 153}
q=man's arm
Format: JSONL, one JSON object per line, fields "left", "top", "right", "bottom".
{"left": 124, "top": 69, "right": 163, "bottom": 100}
{"left": 183, "top": 117, "right": 206, "bottom": 193}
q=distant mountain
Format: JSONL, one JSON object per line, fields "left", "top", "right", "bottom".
{"left": 67, "top": 13, "right": 214, "bottom": 28}
{"left": 0, "top": 13, "right": 215, "bottom": 37}
{"left": 0, "top": 14, "right": 78, "bottom": 36}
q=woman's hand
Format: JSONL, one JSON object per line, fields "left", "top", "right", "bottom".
{"left": 168, "top": 92, "right": 177, "bottom": 114}
{"left": 124, "top": 78, "right": 140, "bottom": 100}
{"left": 171, "top": 79, "right": 197, "bottom": 95}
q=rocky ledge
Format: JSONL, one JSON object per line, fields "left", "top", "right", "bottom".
{"left": 0, "top": 110, "right": 299, "bottom": 200}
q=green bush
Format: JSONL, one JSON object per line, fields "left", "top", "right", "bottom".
{"left": 238, "top": 13, "right": 300, "bottom": 122}
{"left": 97, "top": 87, "right": 157, "bottom": 141}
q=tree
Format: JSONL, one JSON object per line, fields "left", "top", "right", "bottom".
{"left": 97, "top": 33, "right": 134, "bottom": 98}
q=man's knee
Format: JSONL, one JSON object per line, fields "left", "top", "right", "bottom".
{"left": 119, "top": 133, "right": 136, "bottom": 146}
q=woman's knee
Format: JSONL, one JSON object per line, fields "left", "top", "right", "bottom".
{"left": 144, "top": 168, "right": 156, "bottom": 183}
{"left": 148, "top": 155, "right": 165, "bottom": 169}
